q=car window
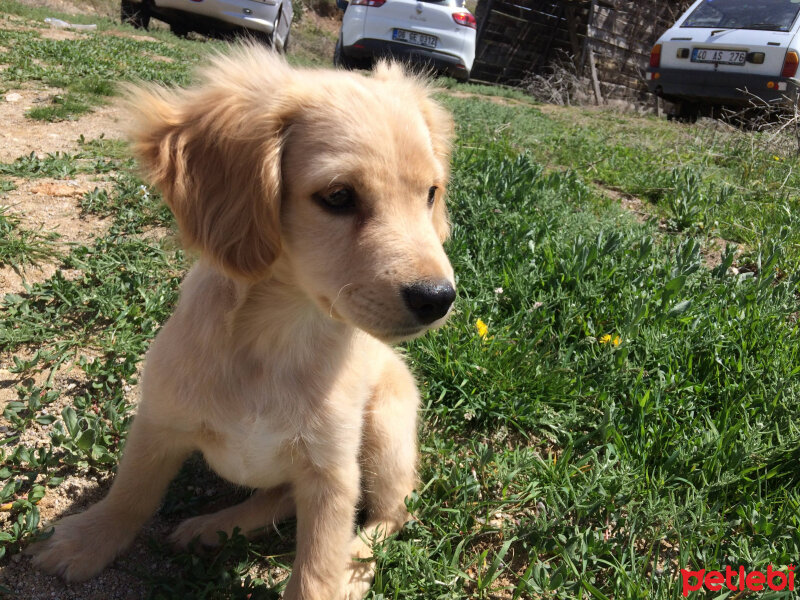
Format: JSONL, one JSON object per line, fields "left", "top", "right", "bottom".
{"left": 681, "top": 0, "right": 800, "bottom": 32}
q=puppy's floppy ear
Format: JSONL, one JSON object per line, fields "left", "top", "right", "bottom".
{"left": 124, "top": 53, "right": 292, "bottom": 280}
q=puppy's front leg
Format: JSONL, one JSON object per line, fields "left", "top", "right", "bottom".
{"left": 29, "top": 415, "right": 192, "bottom": 581}
{"left": 284, "top": 463, "right": 360, "bottom": 600}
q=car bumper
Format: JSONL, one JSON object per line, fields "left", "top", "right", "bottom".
{"left": 153, "top": 0, "right": 278, "bottom": 34}
{"left": 647, "top": 67, "right": 799, "bottom": 106}
{"left": 344, "top": 38, "right": 469, "bottom": 78}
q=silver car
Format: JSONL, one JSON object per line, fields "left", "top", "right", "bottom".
{"left": 121, "top": 0, "right": 292, "bottom": 50}
{"left": 647, "top": 0, "right": 800, "bottom": 117}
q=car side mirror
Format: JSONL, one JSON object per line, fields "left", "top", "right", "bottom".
{"left": 336, "top": 0, "right": 348, "bottom": 9}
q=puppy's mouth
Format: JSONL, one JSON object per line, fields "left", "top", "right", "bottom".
{"left": 319, "top": 281, "right": 455, "bottom": 341}
{"left": 320, "top": 306, "right": 430, "bottom": 342}
{"left": 347, "top": 311, "right": 452, "bottom": 343}
{"left": 371, "top": 325, "right": 429, "bottom": 343}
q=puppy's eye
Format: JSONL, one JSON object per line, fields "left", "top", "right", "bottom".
{"left": 427, "top": 186, "right": 438, "bottom": 207}
{"left": 315, "top": 188, "right": 356, "bottom": 214}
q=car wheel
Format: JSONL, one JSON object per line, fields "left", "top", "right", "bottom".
{"left": 272, "top": 10, "right": 287, "bottom": 53}
{"left": 677, "top": 102, "right": 700, "bottom": 123}
{"left": 170, "top": 22, "right": 190, "bottom": 38}
{"left": 334, "top": 36, "right": 354, "bottom": 69}
{"left": 121, "top": 0, "right": 150, "bottom": 29}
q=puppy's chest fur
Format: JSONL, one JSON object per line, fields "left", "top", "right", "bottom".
{"left": 146, "top": 268, "right": 382, "bottom": 488}
{"left": 194, "top": 358, "right": 374, "bottom": 488}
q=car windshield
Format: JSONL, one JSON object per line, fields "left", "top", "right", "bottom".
{"left": 681, "top": 0, "right": 800, "bottom": 32}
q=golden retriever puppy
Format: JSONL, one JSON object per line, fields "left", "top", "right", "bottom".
{"left": 28, "top": 45, "right": 455, "bottom": 599}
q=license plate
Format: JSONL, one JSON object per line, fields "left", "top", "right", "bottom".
{"left": 691, "top": 48, "right": 746, "bottom": 65}
{"left": 392, "top": 29, "right": 437, "bottom": 49}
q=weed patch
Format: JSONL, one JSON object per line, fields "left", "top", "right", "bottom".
{"left": 25, "top": 92, "right": 91, "bottom": 122}
{"left": 0, "top": 206, "right": 60, "bottom": 271}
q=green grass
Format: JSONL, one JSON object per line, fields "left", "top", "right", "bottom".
{"left": 1, "top": 3, "right": 799, "bottom": 599}
{"left": 440, "top": 95, "right": 800, "bottom": 268}
{"left": 0, "top": 206, "right": 60, "bottom": 272}
{"left": 25, "top": 92, "right": 92, "bottom": 121}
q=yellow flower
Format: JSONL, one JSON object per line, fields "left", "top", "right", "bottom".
{"left": 774, "top": 155, "right": 782, "bottom": 161}
{"left": 475, "top": 319, "right": 489, "bottom": 340}
{"left": 599, "top": 334, "right": 621, "bottom": 346}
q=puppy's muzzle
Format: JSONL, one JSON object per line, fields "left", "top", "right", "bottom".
{"left": 402, "top": 280, "right": 456, "bottom": 324}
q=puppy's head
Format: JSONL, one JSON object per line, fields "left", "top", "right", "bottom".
{"left": 128, "top": 45, "right": 455, "bottom": 342}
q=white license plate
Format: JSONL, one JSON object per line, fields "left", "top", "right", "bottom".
{"left": 392, "top": 29, "right": 437, "bottom": 49}
{"left": 691, "top": 48, "right": 746, "bottom": 65}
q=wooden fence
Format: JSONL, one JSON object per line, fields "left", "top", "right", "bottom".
{"left": 472, "top": 0, "right": 693, "bottom": 100}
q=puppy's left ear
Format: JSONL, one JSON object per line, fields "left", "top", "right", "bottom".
{"left": 419, "top": 97, "right": 455, "bottom": 242}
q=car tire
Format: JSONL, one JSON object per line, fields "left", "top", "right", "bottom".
{"left": 334, "top": 36, "right": 354, "bottom": 69}
{"left": 121, "top": 0, "right": 150, "bottom": 29}
{"left": 170, "top": 22, "right": 190, "bottom": 38}
{"left": 677, "top": 101, "right": 700, "bottom": 123}
{"left": 272, "top": 11, "right": 288, "bottom": 53}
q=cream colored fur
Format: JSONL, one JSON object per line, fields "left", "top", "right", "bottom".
{"left": 28, "top": 45, "right": 455, "bottom": 600}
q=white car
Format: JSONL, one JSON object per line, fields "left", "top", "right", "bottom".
{"left": 334, "top": 0, "right": 476, "bottom": 82}
{"left": 121, "top": 0, "right": 292, "bottom": 49}
{"left": 647, "top": 0, "right": 800, "bottom": 118}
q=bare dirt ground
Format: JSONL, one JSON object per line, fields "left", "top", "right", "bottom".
{"left": 0, "top": 175, "right": 111, "bottom": 293}
{"left": 599, "top": 185, "right": 651, "bottom": 224}
{"left": 0, "top": 88, "right": 126, "bottom": 162}
{"left": 443, "top": 88, "right": 536, "bottom": 108}
{"left": 0, "top": 82, "right": 125, "bottom": 293}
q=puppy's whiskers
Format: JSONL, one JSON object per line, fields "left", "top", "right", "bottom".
{"left": 330, "top": 283, "right": 353, "bottom": 318}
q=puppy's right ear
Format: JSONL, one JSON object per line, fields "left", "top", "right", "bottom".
{"left": 124, "top": 80, "right": 290, "bottom": 281}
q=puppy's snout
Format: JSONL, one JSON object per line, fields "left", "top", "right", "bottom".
{"left": 402, "top": 280, "right": 456, "bottom": 325}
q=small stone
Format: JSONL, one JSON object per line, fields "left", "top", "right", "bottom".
{"left": 5, "top": 93, "right": 22, "bottom": 103}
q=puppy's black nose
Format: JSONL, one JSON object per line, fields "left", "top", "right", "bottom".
{"left": 402, "top": 280, "right": 456, "bottom": 324}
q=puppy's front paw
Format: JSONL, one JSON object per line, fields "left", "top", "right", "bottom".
{"left": 170, "top": 514, "right": 227, "bottom": 550}
{"left": 342, "top": 536, "right": 376, "bottom": 600}
{"left": 342, "top": 559, "right": 374, "bottom": 600}
{"left": 27, "top": 508, "right": 132, "bottom": 582}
